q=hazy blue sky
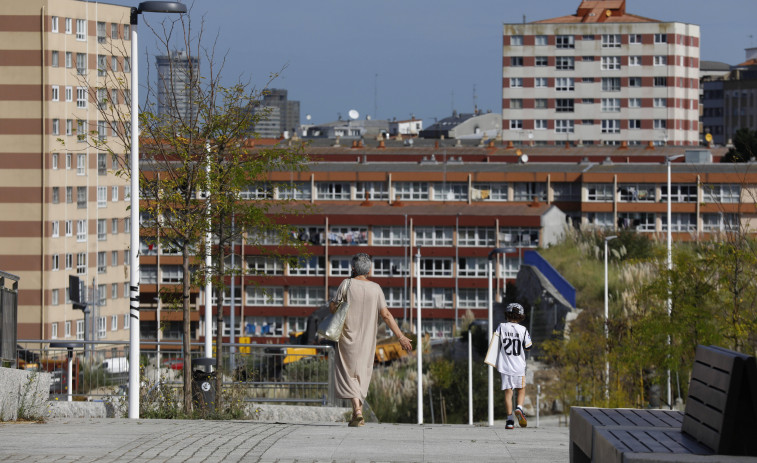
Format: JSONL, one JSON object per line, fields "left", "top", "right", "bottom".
{"left": 133, "top": 0, "right": 757, "bottom": 125}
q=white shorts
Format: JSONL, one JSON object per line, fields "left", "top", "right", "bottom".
{"left": 500, "top": 374, "right": 526, "bottom": 390}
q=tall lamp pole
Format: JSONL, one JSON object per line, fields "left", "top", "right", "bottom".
{"left": 416, "top": 246, "right": 423, "bottom": 425}
{"left": 604, "top": 235, "right": 617, "bottom": 402}
{"left": 128, "top": 1, "right": 187, "bottom": 420}
{"left": 665, "top": 154, "right": 683, "bottom": 409}
{"left": 487, "top": 247, "right": 514, "bottom": 426}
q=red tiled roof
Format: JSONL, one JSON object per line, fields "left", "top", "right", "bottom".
{"left": 533, "top": 0, "right": 659, "bottom": 24}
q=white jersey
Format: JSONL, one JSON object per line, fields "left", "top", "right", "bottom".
{"left": 494, "top": 322, "right": 532, "bottom": 376}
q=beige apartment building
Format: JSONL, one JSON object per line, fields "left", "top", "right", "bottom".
{"left": 0, "top": 0, "right": 133, "bottom": 343}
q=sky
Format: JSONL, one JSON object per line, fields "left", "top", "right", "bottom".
{"left": 130, "top": 0, "right": 757, "bottom": 125}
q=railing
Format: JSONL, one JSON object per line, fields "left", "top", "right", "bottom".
{"left": 523, "top": 250, "right": 576, "bottom": 308}
{"left": 16, "top": 340, "right": 335, "bottom": 406}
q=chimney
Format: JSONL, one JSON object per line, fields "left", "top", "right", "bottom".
{"left": 645, "top": 141, "right": 655, "bottom": 150}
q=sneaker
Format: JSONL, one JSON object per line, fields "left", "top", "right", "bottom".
{"left": 505, "top": 419, "right": 514, "bottom": 429}
{"left": 515, "top": 408, "right": 527, "bottom": 428}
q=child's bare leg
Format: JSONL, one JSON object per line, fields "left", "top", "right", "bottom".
{"left": 516, "top": 386, "right": 525, "bottom": 409}
{"left": 504, "top": 388, "right": 514, "bottom": 416}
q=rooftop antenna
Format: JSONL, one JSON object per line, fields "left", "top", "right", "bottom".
{"left": 473, "top": 84, "right": 478, "bottom": 114}
{"left": 451, "top": 90, "right": 455, "bottom": 115}
{"left": 523, "top": 14, "right": 526, "bottom": 24}
{"left": 374, "top": 73, "right": 379, "bottom": 120}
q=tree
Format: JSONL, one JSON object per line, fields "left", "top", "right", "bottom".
{"left": 722, "top": 128, "right": 757, "bottom": 163}
{"left": 88, "top": 12, "right": 310, "bottom": 413}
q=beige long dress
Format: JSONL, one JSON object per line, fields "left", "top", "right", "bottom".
{"left": 333, "top": 277, "right": 385, "bottom": 402}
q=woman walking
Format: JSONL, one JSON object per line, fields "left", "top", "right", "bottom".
{"left": 330, "top": 253, "right": 413, "bottom": 427}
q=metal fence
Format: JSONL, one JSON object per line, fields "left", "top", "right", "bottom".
{"left": 0, "top": 271, "right": 20, "bottom": 368}
{"left": 16, "top": 340, "right": 335, "bottom": 406}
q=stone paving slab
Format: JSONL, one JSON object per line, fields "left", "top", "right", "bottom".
{"left": 0, "top": 417, "right": 569, "bottom": 462}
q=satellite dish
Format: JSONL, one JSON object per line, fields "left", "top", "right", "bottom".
{"left": 306, "top": 114, "right": 312, "bottom": 121}
{"left": 520, "top": 154, "right": 529, "bottom": 164}
{"left": 348, "top": 109, "right": 360, "bottom": 120}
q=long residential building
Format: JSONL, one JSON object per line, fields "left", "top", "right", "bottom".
{"left": 1, "top": 0, "right": 133, "bottom": 343}
{"left": 502, "top": 0, "right": 700, "bottom": 147}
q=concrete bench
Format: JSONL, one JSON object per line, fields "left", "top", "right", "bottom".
{"left": 570, "top": 345, "right": 757, "bottom": 462}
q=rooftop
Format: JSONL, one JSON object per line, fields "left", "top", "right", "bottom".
{"left": 531, "top": 0, "right": 659, "bottom": 24}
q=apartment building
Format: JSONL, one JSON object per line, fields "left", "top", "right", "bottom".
{"left": 0, "top": 0, "right": 133, "bottom": 342}
{"left": 134, "top": 140, "right": 753, "bottom": 345}
{"left": 502, "top": 0, "right": 700, "bottom": 147}
{"left": 156, "top": 50, "right": 199, "bottom": 123}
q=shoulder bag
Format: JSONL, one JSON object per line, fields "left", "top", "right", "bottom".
{"left": 317, "top": 278, "right": 352, "bottom": 342}
{"left": 484, "top": 331, "right": 500, "bottom": 367}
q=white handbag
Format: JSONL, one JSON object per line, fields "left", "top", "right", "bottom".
{"left": 484, "top": 332, "right": 500, "bottom": 367}
{"left": 317, "top": 279, "right": 352, "bottom": 342}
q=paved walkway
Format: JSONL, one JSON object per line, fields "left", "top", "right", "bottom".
{"left": 0, "top": 417, "right": 569, "bottom": 462}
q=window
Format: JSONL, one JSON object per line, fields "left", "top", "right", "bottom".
{"left": 513, "top": 182, "right": 547, "bottom": 201}
{"left": 619, "top": 184, "right": 655, "bottom": 202}
{"left": 51, "top": 50, "right": 59, "bottom": 67}
{"left": 661, "top": 184, "right": 697, "bottom": 203}
{"left": 510, "top": 35, "right": 523, "bottom": 46}
{"left": 328, "top": 226, "right": 368, "bottom": 245}
{"left": 556, "top": 35, "right": 574, "bottom": 48}
{"left": 583, "top": 56, "right": 595, "bottom": 62}
{"left": 97, "top": 316, "right": 106, "bottom": 339}
{"left": 629, "top": 98, "right": 642, "bottom": 108}
{"left": 97, "top": 218, "right": 106, "bottom": 240}
{"left": 629, "top": 56, "right": 641, "bottom": 66}
{"left": 535, "top": 56, "right": 548, "bottom": 67}
{"left": 76, "top": 252, "right": 87, "bottom": 274}
{"left": 510, "top": 56, "right": 523, "bottom": 66}
{"left": 76, "top": 87, "right": 87, "bottom": 108}
{"left": 654, "top": 98, "right": 667, "bottom": 108}
{"left": 629, "top": 34, "right": 642, "bottom": 44}
{"left": 500, "top": 226, "right": 539, "bottom": 247}
{"left": 316, "top": 182, "right": 350, "bottom": 200}
{"left": 355, "top": 182, "right": 388, "bottom": 200}
{"left": 76, "top": 19, "right": 86, "bottom": 40}
{"left": 52, "top": 254, "right": 59, "bottom": 271}
{"left": 601, "top": 56, "right": 621, "bottom": 70}
{"left": 433, "top": 183, "right": 468, "bottom": 201}
{"left": 112, "top": 186, "right": 119, "bottom": 202}
{"left": 420, "top": 287, "right": 453, "bottom": 309}
{"left": 556, "top": 99, "right": 574, "bottom": 112}
{"left": 535, "top": 35, "right": 547, "bottom": 46}
{"left": 535, "top": 77, "right": 548, "bottom": 88}
{"left": 111, "top": 251, "right": 118, "bottom": 267}
{"left": 372, "top": 226, "right": 409, "bottom": 246}
{"left": 702, "top": 213, "right": 738, "bottom": 232}
{"left": 654, "top": 77, "right": 667, "bottom": 87}
{"left": 65, "top": 51, "right": 72, "bottom": 68}
{"left": 535, "top": 119, "right": 548, "bottom": 130}
{"left": 654, "top": 55, "right": 667, "bottom": 66}
{"left": 52, "top": 220, "right": 59, "bottom": 237}
{"left": 77, "top": 154, "right": 86, "bottom": 175}
{"left": 414, "top": 227, "right": 453, "bottom": 246}
{"left": 97, "top": 54, "right": 106, "bottom": 76}
{"left": 76, "top": 219, "right": 87, "bottom": 241}
{"left": 510, "top": 119, "right": 523, "bottom": 129}
{"left": 66, "top": 119, "right": 73, "bottom": 136}
{"left": 555, "top": 77, "right": 574, "bottom": 91}
{"left": 76, "top": 320, "right": 84, "bottom": 340}
{"left": 124, "top": 217, "right": 131, "bottom": 234}
{"left": 535, "top": 98, "right": 548, "bottom": 109}
{"left": 471, "top": 183, "right": 508, "bottom": 201}
{"left": 76, "top": 53, "right": 86, "bottom": 75}
{"left": 654, "top": 119, "right": 667, "bottom": 129}
{"left": 628, "top": 77, "right": 642, "bottom": 88}
{"left": 111, "top": 315, "right": 118, "bottom": 331}
{"left": 458, "top": 227, "right": 495, "bottom": 247}
{"left": 96, "top": 22, "right": 106, "bottom": 43}
{"left": 66, "top": 186, "right": 72, "bottom": 203}
{"left": 394, "top": 182, "right": 428, "bottom": 200}
{"left": 601, "top": 34, "right": 621, "bottom": 48}
{"left": 582, "top": 98, "right": 594, "bottom": 105}
{"left": 111, "top": 23, "right": 118, "bottom": 39}
{"left": 124, "top": 57, "right": 130, "bottom": 73}
{"left": 161, "top": 265, "right": 184, "bottom": 284}
{"left": 458, "top": 257, "right": 488, "bottom": 277}
{"left": 51, "top": 16, "right": 59, "bottom": 33}
{"left": 65, "top": 321, "right": 72, "bottom": 338}
{"left": 602, "top": 78, "right": 620, "bottom": 92}
{"left": 555, "top": 120, "right": 574, "bottom": 133}
{"left": 123, "top": 313, "right": 129, "bottom": 330}
{"left": 289, "top": 256, "right": 325, "bottom": 276}
{"left": 65, "top": 220, "right": 72, "bottom": 237}
{"left": 420, "top": 258, "right": 453, "bottom": 277}
{"left": 601, "top": 120, "right": 621, "bottom": 133}
{"left": 97, "top": 252, "right": 106, "bottom": 273}
{"left": 246, "top": 256, "right": 284, "bottom": 275}
{"left": 289, "top": 287, "right": 325, "bottom": 306}
{"left": 97, "top": 121, "right": 106, "bottom": 140}
{"left": 77, "top": 119, "right": 86, "bottom": 141}
{"left": 52, "top": 119, "right": 60, "bottom": 135}
{"left": 552, "top": 182, "right": 580, "bottom": 201}
{"left": 457, "top": 288, "right": 488, "bottom": 309}
{"left": 65, "top": 253, "right": 73, "bottom": 270}
{"left": 51, "top": 187, "right": 59, "bottom": 204}
{"left": 51, "top": 85, "right": 59, "bottom": 101}
{"left": 510, "top": 77, "right": 523, "bottom": 88}
{"left": 629, "top": 119, "right": 642, "bottom": 129}
{"left": 65, "top": 86, "right": 72, "bottom": 102}
{"left": 587, "top": 183, "right": 614, "bottom": 201}
{"left": 654, "top": 33, "right": 667, "bottom": 43}
{"left": 277, "top": 182, "right": 311, "bottom": 200}
{"left": 111, "top": 56, "right": 118, "bottom": 72}
{"left": 510, "top": 99, "right": 523, "bottom": 109}
{"left": 555, "top": 56, "right": 574, "bottom": 70}
{"left": 373, "top": 257, "right": 409, "bottom": 276}
{"left": 124, "top": 24, "right": 131, "bottom": 39}
{"left": 65, "top": 18, "right": 72, "bottom": 34}
{"left": 582, "top": 77, "right": 594, "bottom": 83}
{"left": 601, "top": 98, "right": 620, "bottom": 112}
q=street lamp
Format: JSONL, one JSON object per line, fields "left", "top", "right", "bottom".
{"left": 416, "top": 246, "right": 423, "bottom": 425}
{"left": 604, "top": 235, "right": 617, "bottom": 402}
{"left": 487, "top": 247, "right": 515, "bottom": 426}
{"left": 128, "top": 1, "right": 186, "bottom": 420}
{"left": 664, "top": 153, "right": 684, "bottom": 410}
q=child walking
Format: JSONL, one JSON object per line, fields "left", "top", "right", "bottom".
{"left": 495, "top": 302, "right": 533, "bottom": 429}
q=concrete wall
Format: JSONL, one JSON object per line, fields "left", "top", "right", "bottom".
{"left": 0, "top": 367, "right": 51, "bottom": 420}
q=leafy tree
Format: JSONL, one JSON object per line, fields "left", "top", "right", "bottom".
{"left": 722, "top": 128, "right": 757, "bottom": 163}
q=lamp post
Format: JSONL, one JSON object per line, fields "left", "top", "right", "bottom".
{"left": 665, "top": 153, "right": 684, "bottom": 409}
{"left": 604, "top": 235, "right": 617, "bottom": 402}
{"left": 487, "top": 247, "right": 515, "bottom": 426}
{"left": 128, "top": 1, "right": 187, "bottom": 420}
{"left": 416, "top": 246, "right": 422, "bottom": 424}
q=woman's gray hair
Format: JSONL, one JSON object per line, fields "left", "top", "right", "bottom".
{"left": 351, "top": 253, "right": 372, "bottom": 277}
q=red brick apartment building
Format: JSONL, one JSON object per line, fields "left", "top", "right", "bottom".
{"left": 134, "top": 141, "right": 756, "bottom": 345}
